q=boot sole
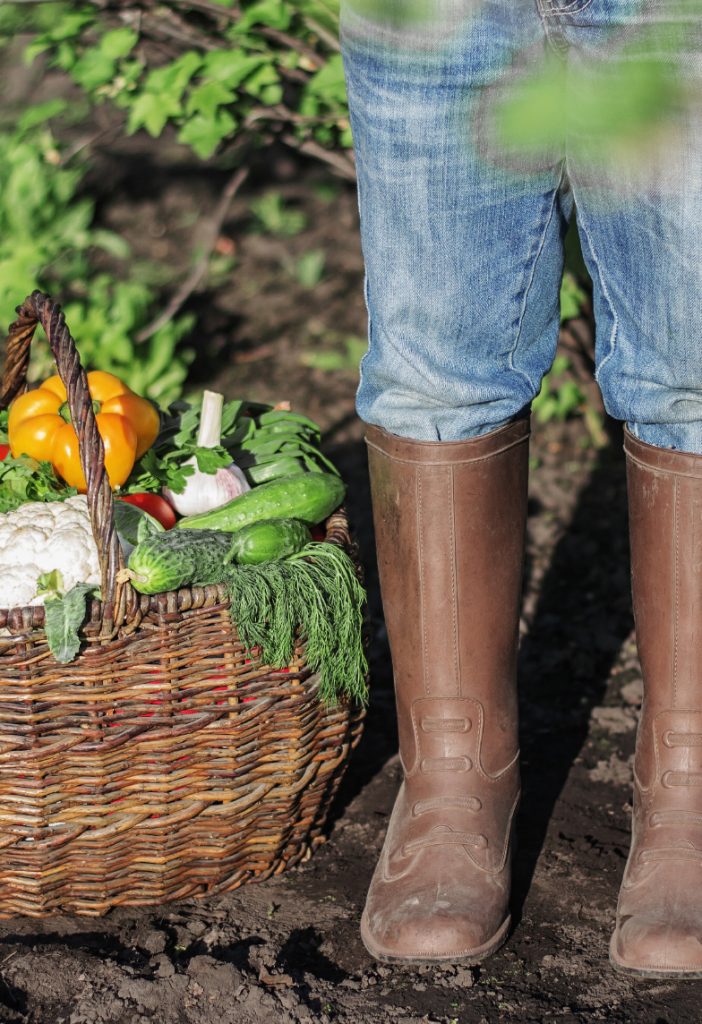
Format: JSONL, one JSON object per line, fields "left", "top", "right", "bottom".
{"left": 360, "top": 911, "right": 511, "bottom": 966}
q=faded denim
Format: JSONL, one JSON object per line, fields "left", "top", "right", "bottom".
{"left": 341, "top": 0, "right": 702, "bottom": 451}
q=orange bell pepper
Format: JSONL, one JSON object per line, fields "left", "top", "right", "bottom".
{"left": 8, "top": 371, "right": 160, "bottom": 491}
{"left": 52, "top": 414, "right": 138, "bottom": 491}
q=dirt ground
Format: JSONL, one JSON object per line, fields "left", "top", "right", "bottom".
{"left": 1, "top": 137, "right": 701, "bottom": 1024}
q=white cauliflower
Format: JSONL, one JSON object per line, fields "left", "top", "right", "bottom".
{"left": 0, "top": 495, "right": 101, "bottom": 609}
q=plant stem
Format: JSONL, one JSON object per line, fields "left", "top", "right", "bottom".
{"left": 197, "top": 391, "right": 224, "bottom": 448}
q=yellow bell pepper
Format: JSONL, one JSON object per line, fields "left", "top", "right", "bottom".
{"left": 8, "top": 371, "right": 160, "bottom": 491}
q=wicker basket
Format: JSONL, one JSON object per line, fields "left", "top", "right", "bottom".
{"left": 0, "top": 291, "right": 365, "bottom": 918}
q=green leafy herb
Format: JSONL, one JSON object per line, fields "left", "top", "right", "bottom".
{"left": 0, "top": 456, "right": 77, "bottom": 514}
{"left": 44, "top": 582, "right": 99, "bottom": 663}
{"left": 113, "top": 499, "right": 164, "bottom": 556}
{"left": 224, "top": 541, "right": 368, "bottom": 705}
{"left": 124, "top": 396, "right": 258, "bottom": 495}
{"left": 35, "top": 569, "right": 65, "bottom": 599}
{"left": 0, "top": 409, "right": 8, "bottom": 444}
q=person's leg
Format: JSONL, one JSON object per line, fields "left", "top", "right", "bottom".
{"left": 342, "top": 1, "right": 569, "bottom": 442}
{"left": 559, "top": 0, "right": 702, "bottom": 975}
{"left": 341, "top": 1, "right": 569, "bottom": 962}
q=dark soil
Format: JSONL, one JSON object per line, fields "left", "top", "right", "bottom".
{"left": 2, "top": 134, "right": 701, "bottom": 1024}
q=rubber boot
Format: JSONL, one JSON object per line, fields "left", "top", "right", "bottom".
{"left": 611, "top": 428, "right": 702, "bottom": 977}
{"left": 361, "top": 416, "right": 530, "bottom": 963}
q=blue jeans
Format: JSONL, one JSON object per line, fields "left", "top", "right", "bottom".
{"left": 341, "top": 0, "right": 702, "bottom": 450}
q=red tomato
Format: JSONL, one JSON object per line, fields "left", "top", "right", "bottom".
{"left": 119, "top": 492, "right": 177, "bottom": 529}
{"left": 0, "top": 444, "right": 9, "bottom": 461}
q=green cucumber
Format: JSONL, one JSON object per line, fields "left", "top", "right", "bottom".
{"left": 227, "top": 518, "right": 311, "bottom": 564}
{"left": 128, "top": 529, "right": 233, "bottom": 594}
{"left": 176, "top": 473, "right": 345, "bottom": 532}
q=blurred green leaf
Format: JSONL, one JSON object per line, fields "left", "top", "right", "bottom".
{"left": 178, "top": 110, "right": 237, "bottom": 159}
{"left": 493, "top": 41, "right": 687, "bottom": 166}
{"left": 293, "top": 249, "right": 326, "bottom": 288}
{"left": 302, "top": 335, "right": 367, "bottom": 372}
{"left": 17, "top": 99, "right": 69, "bottom": 132}
{"left": 250, "top": 191, "right": 307, "bottom": 236}
{"left": 100, "top": 28, "right": 138, "bottom": 60}
{"left": 559, "top": 272, "right": 587, "bottom": 323}
{"left": 233, "top": 0, "right": 293, "bottom": 32}
{"left": 532, "top": 356, "right": 585, "bottom": 424}
{"left": 186, "top": 80, "right": 236, "bottom": 118}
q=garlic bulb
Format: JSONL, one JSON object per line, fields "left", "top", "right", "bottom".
{"left": 162, "top": 390, "right": 250, "bottom": 516}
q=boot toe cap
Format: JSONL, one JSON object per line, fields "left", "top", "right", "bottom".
{"left": 361, "top": 892, "right": 509, "bottom": 963}
{"left": 611, "top": 914, "right": 702, "bottom": 976}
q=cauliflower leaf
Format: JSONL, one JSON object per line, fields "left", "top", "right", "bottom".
{"left": 44, "top": 583, "right": 99, "bottom": 663}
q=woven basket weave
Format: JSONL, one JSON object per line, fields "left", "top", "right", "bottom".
{"left": 0, "top": 291, "right": 365, "bottom": 918}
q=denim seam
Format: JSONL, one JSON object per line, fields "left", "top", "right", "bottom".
{"left": 575, "top": 209, "right": 620, "bottom": 386}
{"left": 507, "top": 169, "right": 565, "bottom": 395}
{"left": 534, "top": 2, "right": 570, "bottom": 57}
{"left": 354, "top": 142, "right": 373, "bottom": 401}
{"left": 538, "top": 0, "right": 594, "bottom": 15}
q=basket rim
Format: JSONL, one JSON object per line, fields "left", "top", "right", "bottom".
{"left": 0, "top": 505, "right": 352, "bottom": 636}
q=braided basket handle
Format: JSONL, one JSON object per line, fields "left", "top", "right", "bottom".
{"left": 0, "top": 291, "right": 130, "bottom": 635}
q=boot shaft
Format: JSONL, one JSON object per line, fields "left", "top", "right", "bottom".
{"left": 365, "top": 417, "right": 529, "bottom": 776}
{"left": 626, "top": 429, "right": 702, "bottom": 716}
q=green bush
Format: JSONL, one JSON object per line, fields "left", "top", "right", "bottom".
{"left": 14, "top": 1, "right": 353, "bottom": 173}
{"left": 0, "top": 109, "right": 193, "bottom": 402}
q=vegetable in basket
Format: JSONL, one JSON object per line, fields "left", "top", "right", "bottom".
{"left": 7, "top": 370, "right": 159, "bottom": 490}
{"left": 227, "top": 518, "right": 311, "bottom": 565}
{"left": 161, "top": 390, "right": 249, "bottom": 516}
{"left": 125, "top": 396, "right": 339, "bottom": 501}
{"left": 122, "top": 527, "right": 368, "bottom": 705}
{"left": 231, "top": 408, "right": 341, "bottom": 484}
{"left": 175, "top": 472, "right": 345, "bottom": 532}
{"left": 0, "top": 494, "right": 101, "bottom": 609}
{"left": 0, "top": 454, "right": 76, "bottom": 514}
{"left": 118, "top": 492, "right": 176, "bottom": 530}
{"left": 124, "top": 529, "right": 233, "bottom": 594}
{"left": 123, "top": 518, "right": 312, "bottom": 593}
{"left": 0, "top": 488, "right": 164, "bottom": 662}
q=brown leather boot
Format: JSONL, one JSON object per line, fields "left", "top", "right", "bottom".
{"left": 361, "top": 416, "right": 529, "bottom": 963}
{"left": 611, "top": 428, "right": 702, "bottom": 977}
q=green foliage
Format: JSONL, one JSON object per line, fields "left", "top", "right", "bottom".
{"left": 0, "top": 110, "right": 192, "bottom": 403}
{"left": 343, "top": 0, "right": 434, "bottom": 26}
{"left": 291, "top": 248, "right": 326, "bottom": 288}
{"left": 44, "top": 582, "right": 99, "bottom": 663}
{"left": 224, "top": 540, "right": 368, "bottom": 704}
{"left": 531, "top": 238, "right": 592, "bottom": 431}
{"left": 532, "top": 355, "right": 585, "bottom": 425}
{"left": 13, "top": 0, "right": 353, "bottom": 171}
{"left": 491, "top": 22, "right": 693, "bottom": 168}
{"left": 559, "top": 271, "right": 587, "bottom": 324}
{"left": 0, "top": 455, "right": 77, "bottom": 514}
{"left": 250, "top": 191, "right": 307, "bottom": 236}
{"left": 61, "top": 279, "right": 194, "bottom": 404}
{"left": 302, "top": 334, "right": 367, "bottom": 372}
{"left": 4, "top": 1, "right": 690, "bottom": 188}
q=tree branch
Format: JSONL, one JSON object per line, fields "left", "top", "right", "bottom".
{"left": 281, "top": 133, "right": 356, "bottom": 181}
{"left": 303, "top": 16, "right": 341, "bottom": 53}
{"left": 135, "top": 165, "right": 249, "bottom": 343}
